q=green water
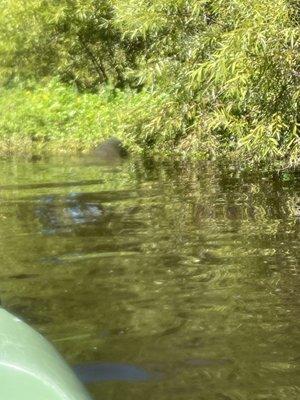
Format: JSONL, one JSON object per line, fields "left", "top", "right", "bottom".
{"left": 0, "top": 156, "right": 299, "bottom": 400}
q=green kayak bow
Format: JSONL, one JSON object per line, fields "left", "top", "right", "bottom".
{"left": 0, "top": 308, "right": 92, "bottom": 400}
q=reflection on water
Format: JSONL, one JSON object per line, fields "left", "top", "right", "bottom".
{"left": 34, "top": 193, "right": 105, "bottom": 235}
{"left": 0, "top": 156, "right": 299, "bottom": 400}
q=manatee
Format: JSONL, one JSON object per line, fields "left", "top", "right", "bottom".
{"left": 72, "top": 358, "right": 231, "bottom": 384}
{"left": 92, "top": 137, "right": 128, "bottom": 162}
{"left": 73, "top": 362, "right": 151, "bottom": 383}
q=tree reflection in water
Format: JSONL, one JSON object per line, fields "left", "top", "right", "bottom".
{"left": 0, "top": 157, "right": 299, "bottom": 400}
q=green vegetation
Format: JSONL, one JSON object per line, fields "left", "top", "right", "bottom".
{"left": 0, "top": 0, "right": 299, "bottom": 165}
{"left": 0, "top": 81, "right": 162, "bottom": 154}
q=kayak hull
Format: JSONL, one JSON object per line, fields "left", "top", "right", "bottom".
{"left": 0, "top": 308, "right": 92, "bottom": 400}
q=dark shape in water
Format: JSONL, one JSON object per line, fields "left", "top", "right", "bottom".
{"left": 73, "top": 358, "right": 231, "bottom": 385}
{"left": 73, "top": 362, "right": 151, "bottom": 384}
{"left": 92, "top": 137, "right": 128, "bottom": 162}
{"left": 34, "top": 193, "right": 106, "bottom": 236}
{"left": 7, "top": 273, "right": 38, "bottom": 280}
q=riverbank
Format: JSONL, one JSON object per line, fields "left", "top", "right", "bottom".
{"left": 0, "top": 80, "right": 299, "bottom": 168}
{"left": 0, "top": 80, "right": 182, "bottom": 158}
{"left": 0, "top": 80, "right": 144, "bottom": 155}
{"left": 1, "top": 1, "right": 299, "bottom": 167}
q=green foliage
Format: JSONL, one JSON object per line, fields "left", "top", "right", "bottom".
{"left": 0, "top": 80, "right": 161, "bottom": 154}
{"left": 0, "top": 0, "right": 299, "bottom": 165}
{"left": 113, "top": 0, "right": 300, "bottom": 164}
{"left": 0, "top": 0, "right": 133, "bottom": 89}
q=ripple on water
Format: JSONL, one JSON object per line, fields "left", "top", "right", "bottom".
{"left": 0, "top": 157, "right": 299, "bottom": 400}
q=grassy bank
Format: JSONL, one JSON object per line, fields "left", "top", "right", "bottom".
{"left": 0, "top": 80, "right": 163, "bottom": 155}
{"left": 1, "top": 80, "right": 300, "bottom": 168}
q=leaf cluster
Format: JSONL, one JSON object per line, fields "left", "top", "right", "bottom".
{"left": 0, "top": 0, "right": 299, "bottom": 164}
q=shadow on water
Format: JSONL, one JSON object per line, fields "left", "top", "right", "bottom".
{"left": 73, "top": 362, "right": 153, "bottom": 383}
{"left": 0, "top": 179, "right": 104, "bottom": 191}
{"left": 0, "top": 157, "right": 299, "bottom": 400}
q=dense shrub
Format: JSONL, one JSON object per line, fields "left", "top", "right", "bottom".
{"left": 113, "top": 0, "right": 300, "bottom": 164}
{"left": 0, "top": 0, "right": 299, "bottom": 164}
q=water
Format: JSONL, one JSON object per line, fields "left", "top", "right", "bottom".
{"left": 0, "top": 156, "right": 299, "bottom": 400}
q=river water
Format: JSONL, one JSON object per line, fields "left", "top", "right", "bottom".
{"left": 0, "top": 156, "right": 299, "bottom": 400}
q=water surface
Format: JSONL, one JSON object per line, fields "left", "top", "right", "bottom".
{"left": 0, "top": 156, "right": 299, "bottom": 400}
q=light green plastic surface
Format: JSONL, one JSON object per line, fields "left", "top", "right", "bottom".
{"left": 0, "top": 308, "right": 93, "bottom": 400}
